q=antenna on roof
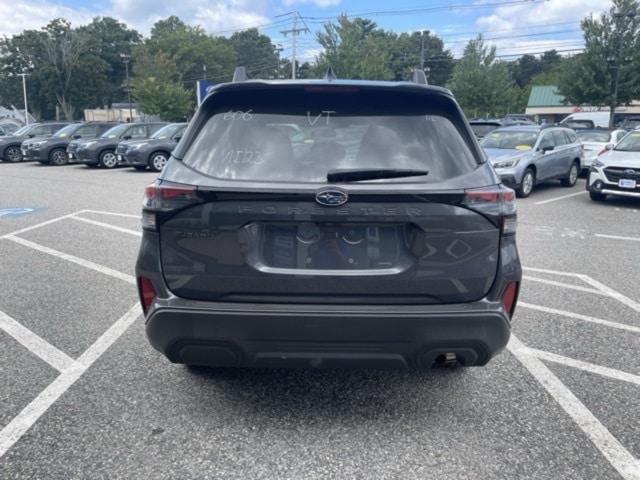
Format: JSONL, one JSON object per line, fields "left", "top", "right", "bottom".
{"left": 232, "top": 67, "right": 249, "bottom": 82}
{"left": 410, "top": 68, "right": 428, "bottom": 85}
{"left": 323, "top": 66, "right": 337, "bottom": 81}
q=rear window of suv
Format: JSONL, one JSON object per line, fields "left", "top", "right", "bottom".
{"left": 181, "top": 88, "right": 479, "bottom": 183}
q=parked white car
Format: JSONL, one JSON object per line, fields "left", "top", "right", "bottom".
{"left": 576, "top": 129, "right": 627, "bottom": 170}
{"left": 587, "top": 130, "right": 640, "bottom": 201}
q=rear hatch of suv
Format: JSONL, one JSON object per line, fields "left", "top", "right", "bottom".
{"left": 147, "top": 83, "right": 507, "bottom": 305}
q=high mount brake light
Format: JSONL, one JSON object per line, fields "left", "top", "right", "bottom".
{"left": 463, "top": 185, "right": 517, "bottom": 234}
{"left": 303, "top": 86, "right": 360, "bottom": 93}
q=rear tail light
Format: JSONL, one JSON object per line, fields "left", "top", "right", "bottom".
{"left": 142, "top": 180, "right": 201, "bottom": 230}
{"left": 463, "top": 185, "right": 517, "bottom": 234}
{"left": 137, "top": 276, "right": 156, "bottom": 315}
{"left": 501, "top": 281, "right": 519, "bottom": 318}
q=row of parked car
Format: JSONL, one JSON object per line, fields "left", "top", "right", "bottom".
{"left": 475, "top": 121, "right": 640, "bottom": 202}
{"left": 0, "top": 121, "right": 186, "bottom": 172}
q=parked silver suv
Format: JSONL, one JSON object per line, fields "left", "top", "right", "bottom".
{"left": 481, "top": 125, "right": 584, "bottom": 197}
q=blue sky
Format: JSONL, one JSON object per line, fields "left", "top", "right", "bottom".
{"left": 0, "top": 0, "right": 613, "bottom": 60}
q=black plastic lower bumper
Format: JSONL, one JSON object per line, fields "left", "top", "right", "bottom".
{"left": 146, "top": 302, "right": 511, "bottom": 369}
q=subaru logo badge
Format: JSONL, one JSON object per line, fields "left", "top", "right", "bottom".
{"left": 316, "top": 188, "right": 348, "bottom": 206}
{"left": 624, "top": 169, "right": 636, "bottom": 176}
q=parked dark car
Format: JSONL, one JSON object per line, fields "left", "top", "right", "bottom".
{"left": 136, "top": 75, "right": 522, "bottom": 371}
{"left": 0, "top": 122, "right": 69, "bottom": 162}
{"left": 117, "top": 122, "right": 186, "bottom": 172}
{"left": 74, "top": 122, "right": 167, "bottom": 169}
{"left": 23, "top": 122, "right": 117, "bottom": 165}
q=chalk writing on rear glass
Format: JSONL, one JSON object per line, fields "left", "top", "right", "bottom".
{"left": 307, "top": 111, "right": 336, "bottom": 126}
{"left": 221, "top": 149, "right": 264, "bottom": 165}
{"left": 223, "top": 110, "right": 254, "bottom": 121}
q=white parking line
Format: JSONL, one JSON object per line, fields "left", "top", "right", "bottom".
{"left": 534, "top": 190, "right": 587, "bottom": 205}
{"left": 508, "top": 335, "right": 640, "bottom": 480}
{"left": 579, "top": 274, "right": 640, "bottom": 314}
{"left": 594, "top": 234, "right": 640, "bottom": 243}
{"left": 0, "top": 304, "right": 141, "bottom": 459}
{"left": 0, "top": 310, "right": 78, "bottom": 373}
{"left": 4, "top": 236, "right": 136, "bottom": 285}
{"left": 0, "top": 211, "right": 86, "bottom": 240}
{"left": 71, "top": 216, "right": 141, "bottom": 237}
{"left": 523, "top": 266, "right": 584, "bottom": 278}
{"left": 523, "top": 275, "right": 607, "bottom": 296}
{"left": 83, "top": 209, "right": 140, "bottom": 219}
{"left": 519, "top": 302, "right": 640, "bottom": 333}
{"left": 527, "top": 347, "right": 640, "bottom": 386}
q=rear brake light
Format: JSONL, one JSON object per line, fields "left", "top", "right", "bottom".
{"left": 501, "top": 281, "right": 519, "bottom": 318}
{"left": 143, "top": 181, "right": 200, "bottom": 212}
{"left": 463, "top": 185, "right": 517, "bottom": 234}
{"left": 137, "top": 276, "right": 156, "bottom": 315}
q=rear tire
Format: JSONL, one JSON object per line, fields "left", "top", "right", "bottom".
{"left": 4, "top": 146, "right": 22, "bottom": 163}
{"left": 561, "top": 161, "right": 579, "bottom": 187}
{"left": 148, "top": 151, "right": 169, "bottom": 172}
{"left": 589, "top": 191, "right": 607, "bottom": 202}
{"left": 98, "top": 150, "right": 117, "bottom": 169}
{"left": 49, "top": 148, "right": 68, "bottom": 166}
{"left": 516, "top": 168, "right": 535, "bottom": 198}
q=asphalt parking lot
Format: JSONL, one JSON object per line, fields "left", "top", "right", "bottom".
{"left": 0, "top": 161, "right": 639, "bottom": 479}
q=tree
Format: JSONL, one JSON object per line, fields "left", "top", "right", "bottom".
{"left": 557, "top": 0, "right": 640, "bottom": 127}
{"left": 315, "top": 16, "right": 394, "bottom": 80}
{"left": 77, "top": 17, "right": 141, "bottom": 107}
{"left": 447, "top": 35, "right": 517, "bottom": 118}
{"left": 387, "top": 31, "right": 454, "bottom": 85}
{"left": 131, "top": 49, "right": 191, "bottom": 121}
{"left": 229, "top": 28, "right": 279, "bottom": 78}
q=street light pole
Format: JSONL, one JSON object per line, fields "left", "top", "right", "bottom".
{"left": 608, "top": 10, "right": 636, "bottom": 128}
{"left": 120, "top": 53, "right": 133, "bottom": 122}
{"left": 420, "top": 31, "right": 426, "bottom": 71}
{"left": 18, "top": 73, "right": 29, "bottom": 125}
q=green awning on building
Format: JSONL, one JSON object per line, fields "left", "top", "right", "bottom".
{"left": 527, "top": 85, "right": 565, "bottom": 107}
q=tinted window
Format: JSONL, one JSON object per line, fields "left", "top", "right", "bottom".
{"left": 565, "top": 130, "right": 577, "bottom": 143}
{"left": 101, "top": 124, "right": 129, "bottom": 139}
{"left": 32, "top": 125, "right": 51, "bottom": 136}
{"left": 470, "top": 123, "right": 500, "bottom": 137}
{"left": 127, "top": 125, "right": 148, "bottom": 138}
{"left": 75, "top": 125, "right": 98, "bottom": 137}
{"left": 552, "top": 131, "right": 567, "bottom": 146}
{"left": 152, "top": 124, "right": 185, "bottom": 140}
{"left": 539, "top": 132, "right": 554, "bottom": 149}
{"left": 183, "top": 112, "right": 477, "bottom": 183}
{"left": 576, "top": 131, "right": 610, "bottom": 143}
{"left": 614, "top": 131, "right": 640, "bottom": 152}
{"left": 14, "top": 125, "right": 32, "bottom": 136}
{"left": 480, "top": 130, "right": 537, "bottom": 150}
{"left": 53, "top": 124, "right": 81, "bottom": 138}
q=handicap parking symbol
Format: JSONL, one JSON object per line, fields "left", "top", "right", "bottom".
{"left": 0, "top": 208, "right": 38, "bottom": 218}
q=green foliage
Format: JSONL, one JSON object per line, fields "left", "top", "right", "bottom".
{"left": 229, "top": 28, "right": 279, "bottom": 78}
{"left": 314, "top": 16, "right": 453, "bottom": 84}
{"left": 557, "top": 0, "right": 640, "bottom": 125}
{"left": 131, "top": 50, "right": 191, "bottom": 121}
{"left": 447, "top": 36, "right": 518, "bottom": 118}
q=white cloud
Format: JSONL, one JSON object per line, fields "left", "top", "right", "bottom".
{"left": 0, "top": 0, "right": 94, "bottom": 35}
{"left": 0, "top": 0, "right": 270, "bottom": 37}
{"left": 282, "top": 0, "right": 341, "bottom": 7}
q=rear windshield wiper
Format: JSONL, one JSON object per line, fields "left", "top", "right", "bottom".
{"left": 327, "top": 168, "right": 429, "bottom": 182}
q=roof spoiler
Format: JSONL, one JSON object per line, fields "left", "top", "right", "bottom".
{"left": 409, "top": 68, "right": 428, "bottom": 85}
{"left": 232, "top": 66, "right": 248, "bottom": 82}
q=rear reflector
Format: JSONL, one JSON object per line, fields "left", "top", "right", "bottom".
{"left": 137, "top": 276, "right": 156, "bottom": 315}
{"left": 501, "top": 282, "right": 519, "bottom": 318}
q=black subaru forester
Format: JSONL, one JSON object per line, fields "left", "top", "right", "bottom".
{"left": 136, "top": 73, "right": 521, "bottom": 370}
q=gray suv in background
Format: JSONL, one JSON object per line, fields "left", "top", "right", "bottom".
{"left": 117, "top": 122, "right": 186, "bottom": 172}
{"left": 136, "top": 76, "right": 522, "bottom": 371}
{"left": 0, "top": 122, "right": 69, "bottom": 162}
{"left": 481, "top": 125, "right": 584, "bottom": 197}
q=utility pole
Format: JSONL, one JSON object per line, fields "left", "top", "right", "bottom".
{"left": 607, "top": 10, "right": 636, "bottom": 128}
{"left": 420, "top": 31, "right": 426, "bottom": 70}
{"left": 120, "top": 53, "right": 133, "bottom": 122}
{"left": 279, "top": 12, "right": 309, "bottom": 79}
{"left": 17, "top": 73, "right": 29, "bottom": 125}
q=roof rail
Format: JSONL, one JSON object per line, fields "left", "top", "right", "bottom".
{"left": 409, "top": 68, "right": 428, "bottom": 85}
{"left": 323, "top": 66, "right": 337, "bottom": 81}
{"left": 232, "top": 66, "right": 248, "bottom": 82}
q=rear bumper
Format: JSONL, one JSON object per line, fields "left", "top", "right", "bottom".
{"left": 145, "top": 299, "right": 512, "bottom": 369}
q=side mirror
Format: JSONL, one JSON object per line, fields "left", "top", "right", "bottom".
{"left": 173, "top": 136, "right": 181, "bottom": 142}
{"left": 28, "top": 133, "right": 35, "bottom": 138}
{"left": 73, "top": 134, "right": 82, "bottom": 139}
{"left": 541, "top": 145, "right": 554, "bottom": 153}
{"left": 123, "top": 135, "right": 132, "bottom": 140}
